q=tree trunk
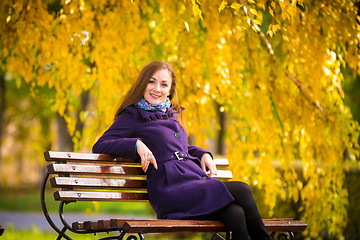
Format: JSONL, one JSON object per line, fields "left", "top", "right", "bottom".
{"left": 75, "top": 90, "right": 90, "bottom": 137}
{"left": 216, "top": 103, "right": 227, "bottom": 156}
{"left": 0, "top": 73, "right": 5, "bottom": 161}
{"left": 56, "top": 90, "right": 90, "bottom": 152}
{"left": 57, "top": 113, "right": 74, "bottom": 151}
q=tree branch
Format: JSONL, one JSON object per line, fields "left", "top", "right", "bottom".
{"left": 238, "top": 0, "right": 326, "bottom": 117}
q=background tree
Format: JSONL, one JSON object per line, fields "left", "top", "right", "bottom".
{"left": 1, "top": 0, "right": 359, "bottom": 238}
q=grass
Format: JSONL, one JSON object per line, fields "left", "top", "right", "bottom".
{"left": 2, "top": 224, "right": 213, "bottom": 240}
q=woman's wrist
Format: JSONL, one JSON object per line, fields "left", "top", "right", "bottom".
{"left": 202, "top": 153, "right": 213, "bottom": 160}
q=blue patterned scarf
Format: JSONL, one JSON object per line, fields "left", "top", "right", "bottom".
{"left": 136, "top": 97, "right": 171, "bottom": 113}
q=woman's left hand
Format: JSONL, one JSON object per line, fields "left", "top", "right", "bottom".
{"left": 200, "top": 153, "right": 217, "bottom": 178}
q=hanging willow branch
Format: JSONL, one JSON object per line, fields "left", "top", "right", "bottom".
{"left": 237, "top": 0, "right": 326, "bottom": 116}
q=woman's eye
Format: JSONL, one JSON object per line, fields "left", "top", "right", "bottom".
{"left": 149, "top": 80, "right": 155, "bottom": 84}
{"left": 162, "top": 83, "right": 168, "bottom": 87}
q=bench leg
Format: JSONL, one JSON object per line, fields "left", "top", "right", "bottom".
{"left": 99, "top": 231, "right": 144, "bottom": 240}
{"left": 56, "top": 227, "right": 72, "bottom": 240}
{"left": 211, "top": 233, "right": 226, "bottom": 240}
{"left": 41, "top": 172, "right": 72, "bottom": 240}
{"left": 270, "top": 232, "right": 295, "bottom": 240}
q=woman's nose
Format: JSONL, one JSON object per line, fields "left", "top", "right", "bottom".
{"left": 153, "top": 83, "right": 160, "bottom": 91}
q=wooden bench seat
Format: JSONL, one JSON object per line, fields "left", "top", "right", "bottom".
{"left": 72, "top": 218, "right": 307, "bottom": 233}
{"left": 41, "top": 151, "right": 307, "bottom": 240}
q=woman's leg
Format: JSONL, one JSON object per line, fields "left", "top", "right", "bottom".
{"left": 212, "top": 203, "right": 249, "bottom": 240}
{"left": 224, "top": 181, "right": 270, "bottom": 240}
{"left": 183, "top": 203, "right": 249, "bottom": 239}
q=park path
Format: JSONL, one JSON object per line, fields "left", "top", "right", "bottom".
{"left": 0, "top": 211, "right": 137, "bottom": 231}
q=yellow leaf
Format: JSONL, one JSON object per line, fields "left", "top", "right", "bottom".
{"left": 297, "top": 180, "right": 303, "bottom": 190}
{"left": 269, "top": 8, "right": 274, "bottom": 16}
{"left": 85, "top": 207, "right": 92, "bottom": 216}
{"left": 192, "top": 2, "right": 203, "bottom": 20}
{"left": 218, "top": 1, "right": 227, "bottom": 13}
{"left": 293, "top": 188, "right": 299, "bottom": 203}
{"left": 230, "top": 3, "right": 243, "bottom": 10}
{"left": 249, "top": 8, "right": 257, "bottom": 15}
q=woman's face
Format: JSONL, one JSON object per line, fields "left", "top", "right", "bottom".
{"left": 144, "top": 69, "right": 172, "bottom": 105}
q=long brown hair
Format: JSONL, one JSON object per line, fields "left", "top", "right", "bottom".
{"left": 115, "top": 61, "right": 186, "bottom": 129}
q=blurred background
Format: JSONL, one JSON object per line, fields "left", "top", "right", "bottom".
{"left": 1, "top": 0, "right": 360, "bottom": 239}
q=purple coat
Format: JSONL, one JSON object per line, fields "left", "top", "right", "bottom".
{"left": 92, "top": 105, "right": 234, "bottom": 219}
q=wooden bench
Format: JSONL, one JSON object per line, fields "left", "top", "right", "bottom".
{"left": 0, "top": 225, "right": 4, "bottom": 236}
{"left": 41, "top": 151, "right": 307, "bottom": 240}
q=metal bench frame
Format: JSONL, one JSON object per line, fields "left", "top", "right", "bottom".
{"left": 41, "top": 151, "right": 307, "bottom": 240}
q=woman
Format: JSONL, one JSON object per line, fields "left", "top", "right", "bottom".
{"left": 92, "top": 61, "right": 270, "bottom": 239}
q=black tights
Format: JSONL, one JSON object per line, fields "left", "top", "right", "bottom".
{"left": 190, "top": 181, "right": 270, "bottom": 240}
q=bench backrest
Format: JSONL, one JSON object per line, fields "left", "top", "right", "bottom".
{"left": 44, "top": 151, "right": 233, "bottom": 203}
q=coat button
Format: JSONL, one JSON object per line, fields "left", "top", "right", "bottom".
{"left": 174, "top": 132, "right": 180, "bottom": 138}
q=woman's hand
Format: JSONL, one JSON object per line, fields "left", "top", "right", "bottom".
{"left": 200, "top": 153, "right": 217, "bottom": 177}
{"left": 136, "top": 140, "right": 158, "bottom": 172}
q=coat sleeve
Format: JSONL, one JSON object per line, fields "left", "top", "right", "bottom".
{"left": 92, "top": 109, "right": 141, "bottom": 159}
{"left": 188, "top": 145, "right": 213, "bottom": 160}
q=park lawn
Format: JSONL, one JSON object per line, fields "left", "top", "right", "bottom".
{"left": 3, "top": 224, "right": 212, "bottom": 240}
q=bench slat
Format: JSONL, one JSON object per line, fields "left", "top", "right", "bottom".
{"left": 47, "top": 165, "right": 231, "bottom": 179}
{"left": 211, "top": 170, "right": 233, "bottom": 180}
{"left": 44, "top": 151, "right": 229, "bottom": 167}
{"left": 72, "top": 222, "right": 84, "bottom": 231}
{"left": 122, "top": 220, "right": 226, "bottom": 233}
{"left": 263, "top": 219, "right": 307, "bottom": 232}
{"left": 50, "top": 177, "right": 146, "bottom": 190}
{"left": 54, "top": 191, "right": 148, "bottom": 201}
{"left": 47, "top": 163, "right": 145, "bottom": 176}
{"left": 83, "top": 220, "right": 114, "bottom": 231}
{"left": 122, "top": 219, "right": 307, "bottom": 233}
{"left": 44, "top": 151, "right": 138, "bottom": 164}
{"left": 213, "top": 158, "right": 229, "bottom": 167}
{"left": 73, "top": 219, "right": 126, "bottom": 231}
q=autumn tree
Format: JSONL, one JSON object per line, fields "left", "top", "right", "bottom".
{"left": 1, "top": 0, "right": 359, "bottom": 238}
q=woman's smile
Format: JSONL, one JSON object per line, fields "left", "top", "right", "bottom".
{"left": 150, "top": 93, "right": 160, "bottom": 98}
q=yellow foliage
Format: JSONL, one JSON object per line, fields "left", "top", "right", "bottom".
{"left": 1, "top": 0, "right": 360, "bottom": 239}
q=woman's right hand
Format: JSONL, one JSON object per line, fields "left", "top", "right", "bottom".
{"left": 136, "top": 140, "right": 158, "bottom": 172}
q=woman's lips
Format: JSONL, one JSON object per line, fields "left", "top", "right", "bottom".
{"left": 150, "top": 93, "right": 160, "bottom": 99}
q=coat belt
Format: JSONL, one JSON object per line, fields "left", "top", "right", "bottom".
{"left": 169, "top": 151, "right": 189, "bottom": 161}
{"left": 146, "top": 151, "right": 199, "bottom": 173}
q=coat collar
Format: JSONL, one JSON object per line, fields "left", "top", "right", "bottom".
{"left": 133, "top": 104, "right": 177, "bottom": 122}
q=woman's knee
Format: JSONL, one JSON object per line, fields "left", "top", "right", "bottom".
{"left": 225, "top": 181, "right": 253, "bottom": 196}
{"left": 219, "top": 204, "right": 248, "bottom": 236}
{"left": 230, "top": 204, "right": 246, "bottom": 220}
{"left": 238, "top": 181, "right": 252, "bottom": 193}
{"left": 220, "top": 203, "right": 245, "bottom": 225}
